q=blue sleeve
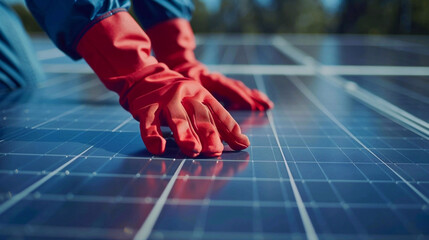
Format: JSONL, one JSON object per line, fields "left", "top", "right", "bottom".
{"left": 25, "top": 0, "right": 131, "bottom": 60}
{"left": 132, "top": 0, "right": 194, "bottom": 30}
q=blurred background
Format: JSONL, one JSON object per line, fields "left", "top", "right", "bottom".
{"left": 10, "top": 0, "right": 429, "bottom": 35}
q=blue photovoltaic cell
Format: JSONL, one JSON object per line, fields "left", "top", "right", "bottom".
{"left": 0, "top": 35, "right": 429, "bottom": 240}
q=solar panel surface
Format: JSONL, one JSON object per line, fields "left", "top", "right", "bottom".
{"left": 0, "top": 34, "right": 428, "bottom": 240}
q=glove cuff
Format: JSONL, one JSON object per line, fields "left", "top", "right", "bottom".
{"left": 77, "top": 11, "right": 158, "bottom": 81}
{"left": 76, "top": 11, "right": 187, "bottom": 111}
{"left": 147, "top": 18, "right": 198, "bottom": 68}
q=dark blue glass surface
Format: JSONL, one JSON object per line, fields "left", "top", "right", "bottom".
{"left": 0, "top": 35, "right": 428, "bottom": 240}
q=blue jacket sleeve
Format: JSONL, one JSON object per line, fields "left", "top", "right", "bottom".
{"left": 132, "top": 0, "right": 194, "bottom": 30}
{"left": 25, "top": 0, "right": 131, "bottom": 60}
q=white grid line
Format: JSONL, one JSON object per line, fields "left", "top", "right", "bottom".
{"left": 0, "top": 146, "right": 93, "bottom": 215}
{"left": 133, "top": 159, "right": 186, "bottom": 240}
{"left": 112, "top": 116, "right": 133, "bottom": 132}
{"left": 255, "top": 75, "right": 318, "bottom": 240}
{"left": 289, "top": 77, "right": 429, "bottom": 205}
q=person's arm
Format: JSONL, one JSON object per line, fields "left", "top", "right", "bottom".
{"left": 132, "top": 0, "right": 194, "bottom": 30}
{"left": 25, "top": 0, "right": 131, "bottom": 60}
{"left": 25, "top": 1, "right": 249, "bottom": 157}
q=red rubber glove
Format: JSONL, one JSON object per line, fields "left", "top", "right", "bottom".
{"left": 146, "top": 19, "right": 274, "bottom": 111}
{"left": 76, "top": 11, "right": 249, "bottom": 157}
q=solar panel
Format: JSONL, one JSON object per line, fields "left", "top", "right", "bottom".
{"left": 0, "top": 35, "right": 428, "bottom": 240}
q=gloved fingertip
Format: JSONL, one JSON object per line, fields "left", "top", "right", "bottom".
{"left": 144, "top": 136, "right": 167, "bottom": 155}
{"left": 250, "top": 101, "right": 266, "bottom": 112}
{"left": 255, "top": 103, "right": 265, "bottom": 112}
{"left": 250, "top": 90, "right": 274, "bottom": 110}
{"left": 183, "top": 150, "right": 201, "bottom": 158}
{"left": 240, "top": 134, "right": 251, "bottom": 147}
{"left": 203, "top": 150, "right": 222, "bottom": 158}
{"left": 202, "top": 143, "right": 224, "bottom": 158}
{"left": 229, "top": 134, "right": 250, "bottom": 151}
{"left": 267, "top": 100, "right": 275, "bottom": 109}
{"left": 262, "top": 102, "right": 274, "bottom": 111}
{"left": 180, "top": 141, "right": 202, "bottom": 158}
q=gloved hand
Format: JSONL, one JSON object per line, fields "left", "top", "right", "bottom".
{"left": 77, "top": 11, "right": 249, "bottom": 157}
{"left": 147, "top": 19, "right": 274, "bottom": 111}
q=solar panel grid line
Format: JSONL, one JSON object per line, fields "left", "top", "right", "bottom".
{"left": 37, "top": 73, "right": 76, "bottom": 88}
{"left": 42, "top": 64, "right": 93, "bottom": 74}
{"left": 49, "top": 79, "right": 101, "bottom": 99}
{"left": 255, "top": 87, "right": 318, "bottom": 239}
{"left": 349, "top": 77, "right": 429, "bottom": 105}
{"left": 348, "top": 76, "right": 429, "bottom": 106}
{"left": 4, "top": 152, "right": 274, "bottom": 162}
{"left": 274, "top": 111, "right": 368, "bottom": 238}
{"left": 382, "top": 43, "right": 429, "bottom": 57}
{"left": 1, "top": 226, "right": 280, "bottom": 240}
{"left": 323, "top": 75, "right": 429, "bottom": 137}
{"left": 174, "top": 43, "right": 256, "bottom": 240}
{"left": 280, "top": 77, "right": 424, "bottom": 236}
{"left": 198, "top": 37, "right": 220, "bottom": 64}
{"left": 0, "top": 145, "right": 93, "bottom": 215}
{"left": 30, "top": 105, "right": 85, "bottom": 129}
{"left": 281, "top": 34, "right": 421, "bottom": 47}
{"left": 187, "top": 163, "right": 224, "bottom": 237}
{"left": 283, "top": 111, "right": 370, "bottom": 234}
{"left": 319, "top": 65, "right": 429, "bottom": 76}
{"left": 35, "top": 127, "right": 133, "bottom": 133}
{"left": 256, "top": 75, "right": 377, "bottom": 236}
{"left": 1, "top": 119, "right": 150, "bottom": 196}
{"left": 305, "top": 112, "right": 425, "bottom": 235}
{"left": 0, "top": 224, "right": 128, "bottom": 239}
{"left": 254, "top": 74, "right": 325, "bottom": 237}
{"left": 133, "top": 159, "right": 186, "bottom": 240}
{"left": 29, "top": 91, "right": 115, "bottom": 131}
{"left": 37, "top": 48, "right": 65, "bottom": 61}
{"left": 93, "top": 91, "right": 117, "bottom": 101}
{"left": 112, "top": 117, "right": 134, "bottom": 132}
{"left": 10, "top": 124, "right": 107, "bottom": 160}
{"left": 7, "top": 193, "right": 428, "bottom": 209}
{"left": 245, "top": 48, "right": 318, "bottom": 240}
{"left": 40, "top": 63, "right": 429, "bottom": 76}
{"left": 221, "top": 45, "right": 239, "bottom": 64}
{"left": 5, "top": 129, "right": 81, "bottom": 157}
{"left": 196, "top": 35, "right": 275, "bottom": 46}
{"left": 4, "top": 168, "right": 429, "bottom": 185}
{"left": 395, "top": 76, "right": 429, "bottom": 91}
{"left": 271, "top": 36, "right": 429, "bottom": 139}
{"left": 0, "top": 127, "right": 31, "bottom": 143}
{"left": 190, "top": 201, "right": 209, "bottom": 238}
{"left": 8, "top": 116, "right": 131, "bottom": 124}
{"left": 0, "top": 153, "right": 159, "bottom": 237}
{"left": 271, "top": 36, "right": 316, "bottom": 66}
{"left": 289, "top": 76, "right": 429, "bottom": 205}
{"left": 39, "top": 63, "right": 429, "bottom": 76}
{"left": 151, "top": 231, "right": 425, "bottom": 240}
{"left": 250, "top": 154, "right": 264, "bottom": 239}
{"left": 10, "top": 126, "right": 422, "bottom": 139}
{"left": 188, "top": 164, "right": 254, "bottom": 238}
{"left": 209, "top": 65, "right": 315, "bottom": 76}
{"left": 255, "top": 132, "right": 292, "bottom": 239}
